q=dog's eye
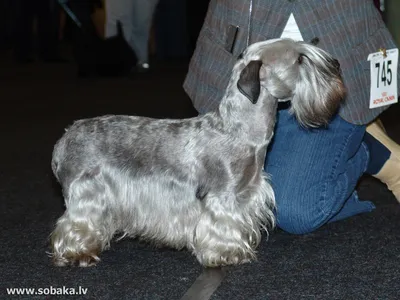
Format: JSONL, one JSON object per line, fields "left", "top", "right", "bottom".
{"left": 297, "top": 55, "right": 304, "bottom": 64}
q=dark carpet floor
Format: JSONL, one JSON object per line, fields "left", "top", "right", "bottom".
{"left": 1, "top": 54, "right": 400, "bottom": 300}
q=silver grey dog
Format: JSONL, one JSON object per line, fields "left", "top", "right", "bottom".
{"left": 50, "top": 39, "right": 345, "bottom": 267}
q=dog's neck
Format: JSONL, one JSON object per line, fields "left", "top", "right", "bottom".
{"left": 216, "top": 82, "right": 278, "bottom": 146}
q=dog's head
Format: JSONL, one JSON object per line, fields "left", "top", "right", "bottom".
{"left": 236, "top": 39, "right": 345, "bottom": 127}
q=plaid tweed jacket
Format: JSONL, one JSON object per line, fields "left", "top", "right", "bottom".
{"left": 183, "top": 0, "right": 400, "bottom": 125}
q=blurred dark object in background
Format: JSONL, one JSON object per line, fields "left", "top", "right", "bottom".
{"left": 13, "top": 0, "right": 64, "bottom": 63}
{"left": 185, "top": 0, "right": 210, "bottom": 57}
{"left": 0, "top": 0, "right": 17, "bottom": 51}
{"left": 154, "top": 0, "right": 189, "bottom": 60}
{"left": 152, "top": 0, "right": 211, "bottom": 60}
{"left": 59, "top": 0, "right": 137, "bottom": 77}
{"left": 1, "top": 0, "right": 219, "bottom": 65}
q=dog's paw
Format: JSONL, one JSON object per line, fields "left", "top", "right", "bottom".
{"left": 195, "top": 249, "right": 255, "bottom": 267}
{"left": 52, "top": 251, "right": 100, "bottom": 267}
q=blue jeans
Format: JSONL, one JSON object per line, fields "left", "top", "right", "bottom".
{"left": 105, "top": 0, "right": 159, "bottom": 63}
{"left": 265, "top": 109, "right": 375, "bottom": 234}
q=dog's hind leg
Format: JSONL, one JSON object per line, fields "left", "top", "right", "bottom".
{"left": 50, "top": 169, "right": 116, "bottom": 267}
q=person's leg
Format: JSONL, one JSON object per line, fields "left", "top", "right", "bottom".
{"left": 265, "top": 109, "right": 375, "bottom": 235}
{"left": 129, "top": 0, "right": 159, "bottom": 67}
{"left": 366, "top": 119, "right": 400, "bottom": 202}
{"left": 67, "top": 1, "right": 101, "bottom": 76}
{"left": 104, "top": 0, "right": 132, "bottom": 39}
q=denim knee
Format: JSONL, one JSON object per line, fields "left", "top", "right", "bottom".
{"left": 276, "top": 196, "right": 329, "bottom": 235}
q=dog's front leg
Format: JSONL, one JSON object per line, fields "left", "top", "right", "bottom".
{"left": 192, "top": 192, "right": 259, "bottom": 267}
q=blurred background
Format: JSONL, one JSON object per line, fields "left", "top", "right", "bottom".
{"left": 0, "top": 0, "right": 211, "bottom": 65}
{"left": 385, "top": 0, "right": 400, "bottom": 44}
{"left": 0, "top": 0, "right": 398, "bottom": 72}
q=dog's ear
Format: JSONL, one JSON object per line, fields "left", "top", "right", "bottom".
{"left": 237, "top": 60, "right": 263, "bottom": 104}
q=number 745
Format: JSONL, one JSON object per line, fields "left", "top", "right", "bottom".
{"left": 375, "top": 60, "right": 393, "bottom": 88}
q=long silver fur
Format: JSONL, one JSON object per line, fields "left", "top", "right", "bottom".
{"left": 49, "top": 39, "right": 345, "bottom": 267}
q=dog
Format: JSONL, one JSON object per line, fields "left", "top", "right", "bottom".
{"left": 49, "top": 39, "right": 345, "bottom": 267}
